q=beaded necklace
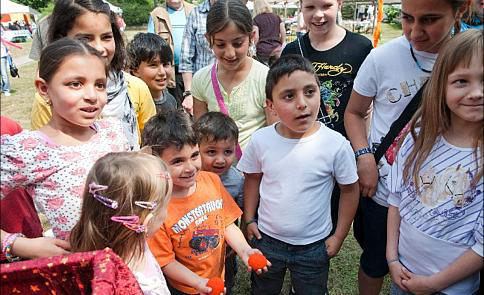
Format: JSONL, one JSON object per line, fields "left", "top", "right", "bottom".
{"left": 410, "top": 44, "right": 432, "bottom": 74}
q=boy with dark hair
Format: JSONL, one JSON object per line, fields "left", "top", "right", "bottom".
{"left": 126, "top": 33, "right": 178, "bottom": 113}
{"left": 143, "top": 110, "right": 267, "bottom": 295}
{"left": 238, "top": 55, "right": 360, "bottom": 295}
{"left": 194, "top": 112, "right": 244, "bottom": 294}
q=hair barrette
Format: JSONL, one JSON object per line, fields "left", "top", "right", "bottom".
{"left": 111, "top": 215, "right": 146, "bottom": 233}
{"left": 134, "top": 201, "right": 158, "bottom": 210}
{"left": 89, "top": 182, "right": 118, "bottom": 209}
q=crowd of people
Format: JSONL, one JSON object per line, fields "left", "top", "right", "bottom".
{"left": 0, "top": 0, "right": 483, "bottom": 294}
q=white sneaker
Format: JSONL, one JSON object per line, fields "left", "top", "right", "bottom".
{"left": 3, "top": 92, "right": 11, "bottom": 96}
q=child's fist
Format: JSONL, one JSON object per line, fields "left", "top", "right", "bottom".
{"left": 206, "top": 277, "right": 224, "bottom": 295}
{"left": 248, "top": 253, "right": 267, "bottom": 271}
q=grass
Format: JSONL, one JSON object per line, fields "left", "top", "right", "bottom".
{"left": 1, "top": 25, "right": 401, "bottom": 295}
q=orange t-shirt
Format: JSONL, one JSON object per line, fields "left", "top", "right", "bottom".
{"left": 148, "top": 171, "right": 242, "bottom": 294}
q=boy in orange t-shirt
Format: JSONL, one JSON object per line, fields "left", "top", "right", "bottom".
{"left": 143, "top": 110, "right": 267, "bottom": 295}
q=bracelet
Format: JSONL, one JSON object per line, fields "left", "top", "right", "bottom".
{"left": 245, "top": 219, "right": 257, "bottom": 225}
{"left": 182, "top": 90, "right": 192, "bottom": 98}
{"left": 387, "top": 258, "right": 399, "bottom": 265}
{"left": 2, "top": 233, "right": 25, "bottom": 262}
{"left": 354, "top": 147, "right": 373, "bottom": 158}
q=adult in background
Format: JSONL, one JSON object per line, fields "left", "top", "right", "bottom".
{"left": 148, "top": 0, "right": 194, "bottom": 105}
{"left": 179, "top": 0, "right": 217, "bottom": 114}
{"left": 252, "top": 0, "right": 285, "bottom": 67}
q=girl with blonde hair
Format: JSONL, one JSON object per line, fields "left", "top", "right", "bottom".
{"left": 387, "top": 29, "right": 482, "bottom": 295}
{"left": 70, "top": 152, "right": 173, "bottom": 294}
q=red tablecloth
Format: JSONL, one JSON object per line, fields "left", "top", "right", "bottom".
{"left": 0, "top": 248, "right": 143, "bottom": 294}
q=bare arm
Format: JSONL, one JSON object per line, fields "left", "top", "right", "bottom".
{"left": 344, "top": 90, "right": 378, "bottom": 197}
{"left": 326, "top": 182, "right": 359, "bottom": 257}
{"left": 1, "top": 229, "right": 70, "bottom": 259}
{"left": 162, "top": 260, "right": 212, "bottom": 294}
{"left": 243, "top": 173, "right": 262, "bottom": 240}
{"left": 387, "top": 205, "right": 410, "bottom": 291}
{"left": 193, "top": 97, "right": 208, "bottom": 120}
{"left": 182, "top": 72, "right": 194, "bottom": 113}
{"left": 279, "top": 22, "right": 286, "bottom": 44}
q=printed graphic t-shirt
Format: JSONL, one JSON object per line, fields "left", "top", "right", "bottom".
{"left": 282, "top": 30, "right": 372, "bottom": 138}
{"left": 148, "top": 171, "right": 242, "bottom": 294}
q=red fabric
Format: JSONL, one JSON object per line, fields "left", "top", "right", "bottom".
{"left": 0, "top": 116, "right": 43, "bottom": 260}
{"left": 0, "top": 248, "right": 143, "bottom": 295}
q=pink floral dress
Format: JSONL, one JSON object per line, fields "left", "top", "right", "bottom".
{"left": 0, "top": 119, "right": 129, "bottom": 240}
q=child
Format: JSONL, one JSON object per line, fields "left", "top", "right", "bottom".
{"left": 0, "top": 38, "right": 129, "bottom": 245}
{"left": 281, "top": 0, "right": 372, "bottom": 235}
{"left": 30, "top": 0, "right": 156, "bottom": 149}
{"left": 127, "top": 33, "right": 178, "bottom": 114}
{"left": 387, "top": 29, "right": 483, "bottom": 295}
{"left": 238, "top": 55, "right": 359, "bottom": 295}
{"left": 192, "top": 0, "right": 275, "bottom": 152}
{"left": 70, "top": 152, "right": 173, "bottom": 294}
{"left": 344, "top": 1, "right": 468, "bottom": 293}
{"left": 142, "top": 110, "right": 267, "bottom": 295}
{"left": 194, "top": 112, "right": 244, "bottom": 294}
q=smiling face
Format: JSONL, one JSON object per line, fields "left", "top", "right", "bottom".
{"left": 268, "top": 70, "right": 321, "bottom": 139}
{"left": 401, "top": 0, "right": 463, "bottom": 53}
{"left": 301, "top": 0, "right": 341, "bottom": 37}
{"left": 200, "top": 139, "right": 236, "bottom": 175}
{"left": 209, "top": 22, "right": 251, "bottom": 71}
{"left": 446, "top": 52, "right": 483, "bottom": 128}
{"left": 68, "top": 12, "right": 115, "bottom": 65}
{"left": 160, "top": 144, "right": 201, "bottom": 196}
{"left": 133, "top": 56, "right": 173, "bottom": 99}
{"left": 37, "top": 54, "right": 107, "bottom": 129}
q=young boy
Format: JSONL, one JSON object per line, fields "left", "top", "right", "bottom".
{"left": 126, "top": 33, "right": 178, "bottom": 113}
{"left": 194, "top": 112, "right": 244, "bottom": 294}
{"left": 237, "top": 55, "right": 359, "bottom": 295}
{"left": 143, "top": 110, "right": 265, "bottom": 295}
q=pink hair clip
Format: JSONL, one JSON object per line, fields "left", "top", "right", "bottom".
{"left": 134, "top": 201, "right": 157, "bottom": 210}
{"left": 89, "top": 182, "right": 118, "bottom": 209}
{"left": 111, "top": 215, "right": 146, "bottom": 233}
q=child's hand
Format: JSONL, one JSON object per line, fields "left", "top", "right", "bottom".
{"left": 246, "top": 222, "right": 261, "bottom": 242}
{"left": 182, "top": 95, "right": 194, "bottom": 115}
{"left": 241, "top": 248, "right": 271, "bottom": 275}
{"left": 401, "top": 268, "right": 438, "bottom": 295}
{"left": 194, "top": 277, "right": 212, "bottom": 294}
{"left": 388, "top": 261, "right": 411, "bottom": 292}
{"left": 325, "top": 235, "right": 343, "bottom": 258}
{"left": 356, "top": 154, "right": 378, "bottom": 197}
{"left": 14, "top": 237, "right": 71, "bottom": 259}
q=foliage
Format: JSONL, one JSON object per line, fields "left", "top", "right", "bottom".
{"left": 15, "top": 0, "right": 50, "bottom": 10}
{"left": 341, "top": 4, "right": 355, "bottom": 20}
{"left": 384, "top": 5, "right": 401, "bottom": 25}
{"left": 110, "top": 0, "right": 152, "bottom": 26}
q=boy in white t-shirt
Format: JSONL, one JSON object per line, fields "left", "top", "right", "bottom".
{"left": 237, "top": 55, "right": 360, "bottom": 295}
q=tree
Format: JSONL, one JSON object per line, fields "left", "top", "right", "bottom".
{"left": 16, "top": 0, "right": 50, "bottom": 10}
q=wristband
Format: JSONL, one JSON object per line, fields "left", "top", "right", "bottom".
{"left": 387, "top": 258, "right": 399, "bottom": 265}
{"left": 354, "top": 147, "right": 373, "bottom": 158}
{"left": 182, "top": 90, "right": 192, "bottom": 98}
{"left": 2, "top": 233, "right": 25, "bottom": 262}
{"left": 246, "top": 219, "right": 257, "bottom": 225}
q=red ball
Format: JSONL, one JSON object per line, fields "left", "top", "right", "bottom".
{"left": 248, "top": 253, "right": 267, "bottom": 270}
{"left": 207, "top": 277, "right": 224, "bottom": 295}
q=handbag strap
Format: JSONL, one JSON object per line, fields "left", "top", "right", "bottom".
{"left": 210, "top": 63, "right": 243, "bottom": 160}
{"left": 373, "top": 81, "right": 427, "bottom": 163}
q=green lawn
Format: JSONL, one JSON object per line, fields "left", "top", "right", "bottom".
{"left": 1, "top": 23, "right": 401, "bottom": 294}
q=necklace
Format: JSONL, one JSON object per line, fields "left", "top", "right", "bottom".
{"left": 410, "top": 45, "right": 431, "bottom": 74}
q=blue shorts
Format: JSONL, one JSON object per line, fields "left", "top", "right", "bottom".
{"left": 250, "top": 231, "right": 329, "bottom": 295}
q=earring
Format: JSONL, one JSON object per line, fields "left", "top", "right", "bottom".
{"left": 46, "top": 100, "right": 52, "bottom": 106}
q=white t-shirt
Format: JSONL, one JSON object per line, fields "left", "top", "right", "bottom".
{"left": 237, "top": 123, "right": 358, "bottom": 245}
{"left": 388, "top": 134, "right": 483, "bottom": 295}
{"left": 353, "top": 36, "right": 437, "bottom": 207}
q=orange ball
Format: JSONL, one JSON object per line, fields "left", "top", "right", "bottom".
{"left": 248, "top": 253, "right": 267, "bottom": 270}
{"left": 207, "top": 277, "right": 224, "bottom": 295}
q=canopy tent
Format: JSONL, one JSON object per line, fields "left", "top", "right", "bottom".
{"left": 0, "top": 0, "right": 39, "bottom": 23}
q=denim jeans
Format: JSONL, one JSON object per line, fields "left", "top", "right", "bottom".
{"left": 1, "top": 56, "right": 10, "bottom": 93}
{"left": 390, "top": 282, "right": 448, "bottom": 295}
{"left": 250, "top": 231, "right": 329, "bottom": 295}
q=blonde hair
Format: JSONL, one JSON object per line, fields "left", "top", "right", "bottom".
{"left": 253, "top": 0, "right": 272, "bottom": 16}
{"left": 70, "top": 152, "right": 172, "bottom": 265}
{"left": 403, "top": 29, "right": 483, "bottom": 191}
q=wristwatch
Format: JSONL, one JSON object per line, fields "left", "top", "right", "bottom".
{"left": 182, "top": 90, "right": 192, "bottom": 98}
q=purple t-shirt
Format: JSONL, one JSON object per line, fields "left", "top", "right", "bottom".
{"left": 253, "top": 13, "right": 282, "bottom": 56}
